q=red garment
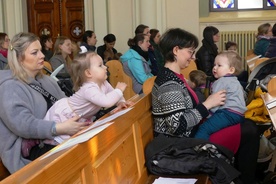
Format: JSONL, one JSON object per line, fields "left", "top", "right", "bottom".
{"left": 175, "top": 72, "right": 199, "bottom": 104}
{"left": 0, "top": 49, "right": 8, "bottom": 58}
{"left": 210, "top": 124, "right": 241, "bottom": 154}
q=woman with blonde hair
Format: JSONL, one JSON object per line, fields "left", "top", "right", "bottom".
{"left": 50, "top": 36, "right": 73, "bottom": 95}
{"left": 254, "top": 23, "right": 273, "bottom": 57}
{"left": 0, "top": 32, "right": 89, "bottom": 173}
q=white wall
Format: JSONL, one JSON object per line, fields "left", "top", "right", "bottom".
{"left": 0, "top": 0, "right": 28, "bottom": 38}
{"left": 90, "top": 0, "right": 200, "bottom": 53}
{"left": 1, "top": 0, "right": 274, "bottom": 55}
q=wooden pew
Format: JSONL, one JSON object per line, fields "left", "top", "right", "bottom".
{"left": 0, "top": 160, "right": 10, "bottom": 181}
{"left": 254, "top": 57, "right": 269, "bottom": 70}
{"left": 106, "top": 60, "right": 137, "bottom": 100}
{"left": 181, "top": 59, "right": 197, "bottom": 80}
{"left": 246, "top": 49, "right": 254, "bottom": 57}
{"left": 245, "top": 54, "right": 261, "bottom": 71}
{"left": 143, "top": 76, "right": 156, "bottom": 95}
{"left": 0, "top": 93, "right": 209, "bottom": 184}
{"left": 43, "top": 61, "right": 53, "bottom": 75}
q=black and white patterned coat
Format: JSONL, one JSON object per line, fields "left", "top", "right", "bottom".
{"left": 152, "top": 67, "right": 209, "bottom": 138}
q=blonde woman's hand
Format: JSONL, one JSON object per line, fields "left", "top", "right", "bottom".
{"left": 202, "top": 89, "right": 226, "bottom": 110}
{"left": 56, "top": 115, "right": 91, "bottom": 136}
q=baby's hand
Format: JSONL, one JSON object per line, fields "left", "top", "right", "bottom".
{"left": 110, "top": 101, "right": 133, "bottom": 114}
{"left": 116, "top": 82, "right": 127, "bottom": 92}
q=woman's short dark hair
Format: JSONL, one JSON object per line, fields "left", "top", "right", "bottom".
{"left": 159, "top": 28, "right": 198, "bottom": 62}
{"left": 82, "top": 30, "right": 94, "bottom": 43}
{"left": 103, "top": 34, "right": 116, "bottom": 43}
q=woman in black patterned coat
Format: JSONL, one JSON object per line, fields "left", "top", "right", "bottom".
{"left": 152, "top": 28, "right": 226, "bottom": 138}
{"left": 152, "top": 28, "right": 260, "bottom": 184}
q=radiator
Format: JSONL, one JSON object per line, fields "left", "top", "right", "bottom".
{"left": 218, "top": 31, "right": 257, "bottom": 70}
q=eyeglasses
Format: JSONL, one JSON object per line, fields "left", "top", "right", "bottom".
{"left": 188, "top": 50, "right": 195, "bottom": 56}
{"left": 4, "top": 39, "right": 10, "bottom": 42}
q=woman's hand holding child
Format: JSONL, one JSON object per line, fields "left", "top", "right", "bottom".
{"left": 202, "top": 89, "right": 226, "bottom": 110}
{"left": 56, "top": 115, "right": 91, "bottom": 136}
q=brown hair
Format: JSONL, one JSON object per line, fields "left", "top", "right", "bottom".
{"left": 225, "top": 41, "right": 237, "bottom": 50}
{"left": 150, "top": 29, "right": 159, "bottom": 41}
{"left": 127, "top": 33, "right": 147, "bottom": 47}
{"left": 135, "top": 24, "right": 149, "bottom": 35}
{"left": 0, "top": 32, "right": 8, "bottom": 50}
{"left": 53, "top": 36, "right": 72, "bottom": 67}
{"left": 257, "top": 23, "right": 271, "bottom": 37}
{"left": 189, "top": 70, "right": 207, "bottom": 88}
{"left": 70, "top": 51, "right": 98, "bottom": 91}
{"left": 217, "top": 50, "right": 243, "bottom": 75}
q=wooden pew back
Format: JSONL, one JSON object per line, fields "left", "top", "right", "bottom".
{"left": 106, "top": 60, "right": 137, "bottom": 100}
{"left": 0, "top": 160, "right": 10, "bottom": 181}
{"left": 181, "top": 59, "right": 197, "bottom": 80}
{"left": 1, "top": 93, "right": 210, "bottom": 183}
{"left": 1, "top": 94, "right": 153, "bottom": 184}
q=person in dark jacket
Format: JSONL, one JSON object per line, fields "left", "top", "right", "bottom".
{"left": 40, "top": 34, "right": 53, "bottom": 61}
{"left": 97, "top": 33, "right": 121, "bottom": 63}
{"left": 195, "top": 26, "right": 219, "bottom": 76}
{"left": 80, "top": 30, "right": 97, "bottom": 52}
{"left": 150, "top": 29, "right": 164, "bottom": 72}
{"left": 265, "top": 23, "right": 276, "bottom": 58}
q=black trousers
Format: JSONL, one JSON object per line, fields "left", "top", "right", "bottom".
{"left": 26, "top": 143, "right": 56, "bottom": 161}
{"left": 235, "top": 119, "right": 260, "bottom": 184}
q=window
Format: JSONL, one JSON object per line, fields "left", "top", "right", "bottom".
{"left": 210, "top": 0, "right": 276, "bottom": 11}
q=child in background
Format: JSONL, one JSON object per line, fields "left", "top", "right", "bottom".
{"left": 225, "top": 41, "right": 248, "bottom": 89}
{"left": 44, "top": 52, "right": 131, "bottom": 144}
{"left": 189, "top": 70, "right": 207, "bottom": 103}
{"left": 194, "top": 51, "right": 247, "bottom": 140}
{"left": 225, "top": 41, "right": 237, "bottom": 52}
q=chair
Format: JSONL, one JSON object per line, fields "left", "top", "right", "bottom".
{"left": 43, "top": 61, "right": 53, "bottom": 75}
{"left": 254, "top": 58, "right": 270, "bottom": 70}
{"left": 106, "top": 60, "right": 136, "bottom": 100}
{"left": 246, "top": 54, "right": 262, "bottom": 71}
{"left": 181, "top": 59, "right": 197, "bottom": 80}
{"left": 142, "top": 76, "right": 156, "bottom": 95}
{"left": 246, "top": 49, "right": 254, "bottom": 56}
{"left": 267, "top": 77, "right": 276, "bottom": 97}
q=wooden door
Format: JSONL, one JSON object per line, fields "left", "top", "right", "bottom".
{"left": 27, "top": 0, "right": 84, "bottom": 42}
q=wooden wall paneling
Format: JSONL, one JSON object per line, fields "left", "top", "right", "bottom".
{"left": 27, "top": 0, "right": 60, "bottom": 38}
{"left": 61, "top": 0, "right": 84, "bottom": 42}
{"left": 27, "top": 0, "right": 84, "bottom": 43}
